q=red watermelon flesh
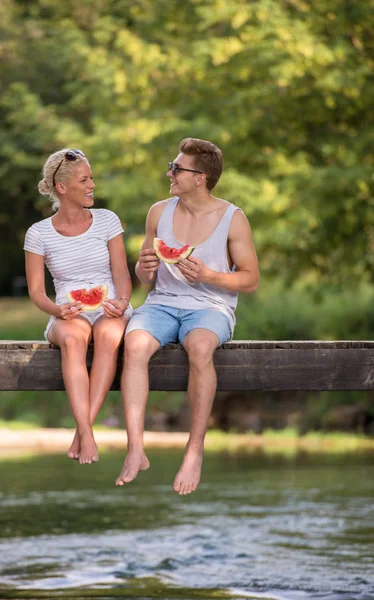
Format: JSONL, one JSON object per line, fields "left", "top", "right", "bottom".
{"left": 153, "top": 238, "right": 194, "bottom": 264}
{"left": 66, "top": 284, "right": 108, "bottom": 311}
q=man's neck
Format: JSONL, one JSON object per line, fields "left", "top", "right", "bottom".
{"left": 178, "top": 190, "right": 217, "bottom": 216}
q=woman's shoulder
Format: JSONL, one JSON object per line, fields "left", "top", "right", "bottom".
{"left": 26, "top": 216, "right": 52, "bottom": 234}
{"left": 91, "top": 208, "right": 121, "bottom": 222}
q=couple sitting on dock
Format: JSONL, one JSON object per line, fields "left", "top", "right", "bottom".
{"left": 24, "top": 138, "right": 260, "bottom": 495}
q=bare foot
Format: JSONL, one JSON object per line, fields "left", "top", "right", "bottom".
{"left": 115, "top": 451, "right": 150, "bottom": 486}
{"left": 79, "top": 431, "right": 99, "bottom": 465}
{"left": 173, "top": 449, "right": 203, "bottom": 495}
{"left": 67, "top": 429, "right": 80, "bottom": 460}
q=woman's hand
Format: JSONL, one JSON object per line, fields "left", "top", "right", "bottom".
{"left": 56, "top": 302, "right": 83, "bottom": 320}
{"left": 102, "top": 297, "right": 129, "bottom": 318}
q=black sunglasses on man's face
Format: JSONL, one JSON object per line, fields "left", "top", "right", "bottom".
{"left": 52, "top": 149, "right": 86, "bottom": 187}
{"left": 168, "top": 161, "right": 203, "bottom": 177}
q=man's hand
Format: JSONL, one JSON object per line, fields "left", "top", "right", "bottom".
{"left": 57, "top": 302, "right": 83, "bottom": 320}
{"left": 138, "top": 248, "right": 160, "bottom": 273}
{"left": 176, "top": 256, "right": 211, "bottom": 284}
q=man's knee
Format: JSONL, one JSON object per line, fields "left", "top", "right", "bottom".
{"left": 184, "top": 333, "right": 217, "bottom": 368}
{"left": 124, "top": 330, "right": 159, "bottom": 363}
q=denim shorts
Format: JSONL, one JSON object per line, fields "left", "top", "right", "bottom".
{"left": 125, "top": 304, "right": 233, "bottom": 347}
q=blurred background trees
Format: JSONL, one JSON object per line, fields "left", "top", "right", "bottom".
{"left": 1, "top": 0, "right": 373, "bottom": 293}
{"left": 1, "top": 0, "right": 374, "bottom": 430}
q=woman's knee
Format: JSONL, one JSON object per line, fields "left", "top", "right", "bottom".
{"left": 59, "top": 332, "right": 89, "bottom": 355}
{"left": 94, "top": 327, "right": 124, "bottom": 353}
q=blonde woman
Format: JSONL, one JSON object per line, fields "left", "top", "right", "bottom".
{"left": 24, "top": 149, "right": 133, "bottom": 464}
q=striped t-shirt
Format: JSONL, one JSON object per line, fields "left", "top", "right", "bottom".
{"left": 24, "top": 208, "right": 124, "bottom": 303}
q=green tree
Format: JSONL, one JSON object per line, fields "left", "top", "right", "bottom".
{"left": 1, "top": 0, "right": 373, "bottom": 293}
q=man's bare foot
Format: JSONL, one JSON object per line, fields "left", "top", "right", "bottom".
{"left": 79, "top": 431, "right": 99, "bottom": 465}
{"left": 173, "top": 449, "right": 203, "bottom": 495}
{"left": 115, "top": 451, "right": 150, "bottom": 486}
{"left": 67, "top": 430, "right": 80, "bottom": 460}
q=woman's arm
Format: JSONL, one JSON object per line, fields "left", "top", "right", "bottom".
{"left": 103, "top": 234, "right": 132, "bottom": 317}
{"left": 25, "top": 251, "right": 82, "bottom": 319}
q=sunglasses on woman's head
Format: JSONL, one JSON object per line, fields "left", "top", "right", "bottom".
{"left": 52, "top": 149, "right": 86, "bottom": 187}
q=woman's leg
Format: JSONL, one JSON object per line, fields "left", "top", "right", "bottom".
{"left": 47, "top": 317, "right": 97, "bottom": 464}
{"left": 67, "top": 315, "right": 128, "bottom": 458}
{"left": 90, "top": 314, "right": 128, "bottom": 420}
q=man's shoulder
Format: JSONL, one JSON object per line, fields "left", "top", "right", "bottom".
{"left": 150, "top": 197, "right": 174, "bottom": 210}
{"left": 148, "top": 197, "right": 174, "bottom": 218}
{"left": 228, "top": 207, "right": 251, "bottom": 239}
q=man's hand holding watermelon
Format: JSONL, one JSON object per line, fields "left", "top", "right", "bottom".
{"left": 138, "top": 247, "right": 160, "bottom": 278}
{"left": 176, "top": 256, "right": 209, "bottom": 284}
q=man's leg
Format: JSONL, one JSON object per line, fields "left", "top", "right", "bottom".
{"left": 115, "top": 304, "right": 180, "bottom": 486}
{"left": 173, "top": 328, "right": 220, "bottom": 495}
{"left": 115, "top": 329, "right": 160, "bottom": 485}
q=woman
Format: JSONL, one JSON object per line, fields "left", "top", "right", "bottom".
{"left": 24, "top": 148, "right": 133, "bottom": 464}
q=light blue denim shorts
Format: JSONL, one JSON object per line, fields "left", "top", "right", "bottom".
{"left": 125, "top": 304, "right": 232, "bottom": 347}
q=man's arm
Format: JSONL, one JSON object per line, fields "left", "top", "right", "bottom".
{"left": 135, "top": 201, "right": 168, "bottom": 285}
{"left": 177, "top": 210, "right": 260, "bottom": 293}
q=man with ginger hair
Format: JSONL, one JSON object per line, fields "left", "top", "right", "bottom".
{"left": 116, "top": 137, "right": 259, "bottom": 494}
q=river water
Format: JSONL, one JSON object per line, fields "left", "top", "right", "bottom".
{"left": 0, "top": 448, "right": 373, "bottom": 600}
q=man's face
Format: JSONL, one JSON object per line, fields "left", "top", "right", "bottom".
{"left": 167, "top": 153, "right": 203, "bottom": 195}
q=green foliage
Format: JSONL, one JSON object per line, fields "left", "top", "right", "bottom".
{"left": 0, "top": 0, "right": 374, "bottom": 292}
{"left": 235, "top": 280, "right": 374, "bottom": 340}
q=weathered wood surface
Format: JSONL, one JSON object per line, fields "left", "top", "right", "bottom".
{"left": 1, "top": 340, "right": 374, "bottom": 392}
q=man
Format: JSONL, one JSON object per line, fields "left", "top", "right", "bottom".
{"left": 116, "top": 137, "right": 259, "bottom": 495}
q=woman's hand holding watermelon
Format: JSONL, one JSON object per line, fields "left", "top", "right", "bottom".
{"left": 57, "top": 301, "right": 84, "bottom": 320}
{"left": 102, "top": 297, "right": 129, "bottom": 318}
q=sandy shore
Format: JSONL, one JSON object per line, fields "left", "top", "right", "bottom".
{"left": 0, "top": 428, "right": 189, "bottom": 452}
{"left": 1, "top": 428, "right": 373, "bottom": 456}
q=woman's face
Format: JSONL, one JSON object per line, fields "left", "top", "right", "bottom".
{"left": 63, "top": 161, "right": 95, "bottom": 207}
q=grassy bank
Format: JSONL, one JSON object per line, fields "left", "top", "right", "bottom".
{"left": 1, "top": 425, "right": 373, "bottom": 457}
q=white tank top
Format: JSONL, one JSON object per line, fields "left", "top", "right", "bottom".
{"left": 145, "top": 196, "right": 240, "bottom": 329}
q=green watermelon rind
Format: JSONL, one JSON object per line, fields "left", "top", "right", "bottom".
{"left": 153, "top": 238, "right": 195, "bottom": 264}
{"left": 66, "top": 284, "right": 108, "bottom": 311}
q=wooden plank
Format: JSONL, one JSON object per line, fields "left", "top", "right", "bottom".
{"left": 0, "top": 340, "right": 374, "bottom": 392}
{"left": 1, "top": 340, "right": 374, "bottom": 350}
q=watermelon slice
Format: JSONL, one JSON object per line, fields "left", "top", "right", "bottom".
{"left": 153, "top": 238, "right": 195, "bottom": 264}
{"left": 66, "top": 284, "right": 108, "bottom": 311}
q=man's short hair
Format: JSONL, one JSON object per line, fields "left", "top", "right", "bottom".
{"left": 179, "top": 137, "right": 223, "bottom": 191}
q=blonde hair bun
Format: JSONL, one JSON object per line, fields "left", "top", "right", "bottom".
{"left": 38, "top": 178, "right": 51, "bottom": 196}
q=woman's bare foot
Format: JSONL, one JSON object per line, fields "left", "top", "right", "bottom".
{"left": 79, "top": 430, "right": 99, "bottom": 465}
{"left": 67, "top": 429, "right": 80, "bottom": 460}
{"left": 115, "top": 451, "right": 150, "bottom": 486}
{"left": 173, "top": 449, "right": 203, "bottom": 495}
